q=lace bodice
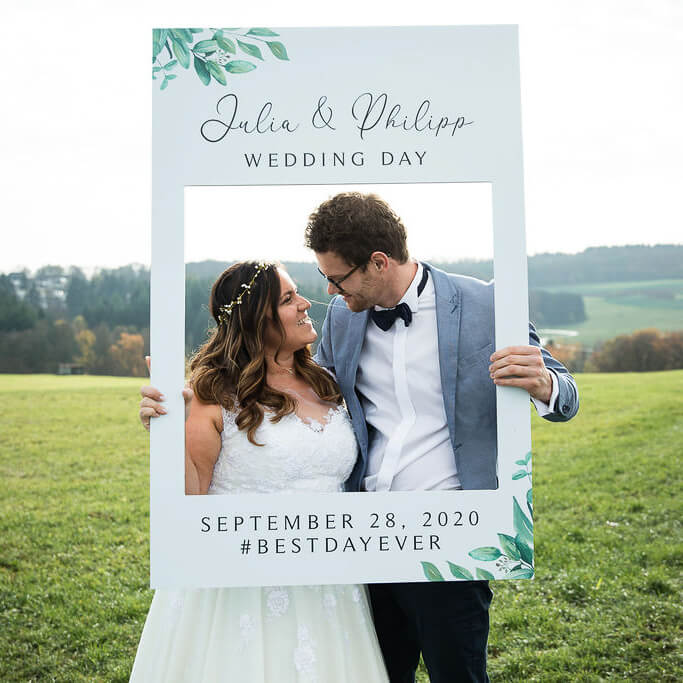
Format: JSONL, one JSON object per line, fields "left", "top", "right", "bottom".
{"left": 208, "top": 404, "right": 358, "bottom": 494}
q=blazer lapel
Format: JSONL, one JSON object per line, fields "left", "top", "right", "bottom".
{"left": 342, "top": 309, "right": 370, "bottom": 390}
{"left": 424, "top": 263, "right": 461, "bottom": 436}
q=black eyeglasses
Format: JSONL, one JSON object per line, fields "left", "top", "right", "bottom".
{"left": 317, "top": 263, "right": 363, "bottom": 293}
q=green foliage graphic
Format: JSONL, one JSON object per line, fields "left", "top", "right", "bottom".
{"left": 152, "top": 28, "right": 290, "bottom": 90}
{"left": 422, "top": 452, "right": 535, "bottom": 582}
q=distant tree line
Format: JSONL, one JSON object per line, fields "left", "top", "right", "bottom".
{"left": 433, "top": 244, "right": 683, "bottom": 287}
{"left": 0, "top": 267, "right": 149, "bottom": 376}
{"left": 547, "top": 329, "right": 683, "bottom": 374}
{"left": 1, "top": 244, "right": 681, "bottom": 376}
{"left": 529, "top": 290, "right": 586, "bottom": 326}
{"left": 586, "top": 329, "right": 683, "bottom": 372}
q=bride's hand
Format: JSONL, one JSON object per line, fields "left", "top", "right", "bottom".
{"left": 139, "top": 356, "right": 194, "bottom": 430}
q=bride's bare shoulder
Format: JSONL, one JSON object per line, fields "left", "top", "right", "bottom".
{"left": 189, "top": 397, "right": 224, "bottom": 433}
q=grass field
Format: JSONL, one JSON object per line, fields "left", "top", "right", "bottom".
{"left": 542, "top": 279, "right": 683, "bottom": 346}
{"left": 1, "top": 373, "right": 682, "bottom": 681}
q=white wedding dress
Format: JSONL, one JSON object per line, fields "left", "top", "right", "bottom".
{"left": 130, "top": 403, "right": 389, "bottom": 683}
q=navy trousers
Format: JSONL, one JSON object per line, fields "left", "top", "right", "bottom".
{"left": 368, "top": 580, "right": 492, "bottom": 683}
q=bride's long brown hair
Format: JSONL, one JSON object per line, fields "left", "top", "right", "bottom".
{"left": 190, "top": 261, "right": 342, "bottom": 445}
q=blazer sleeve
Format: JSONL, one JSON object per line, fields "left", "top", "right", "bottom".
{"left": 528, "top": 322, "right": 580, "bottom": 422}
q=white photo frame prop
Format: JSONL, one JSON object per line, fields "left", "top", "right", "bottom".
{"left": 151, "top": 25, "right": 534, "bottom": 588}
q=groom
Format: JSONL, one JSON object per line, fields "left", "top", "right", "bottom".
{"left": 305, "top": 192, "right": 579, "bottom": 683}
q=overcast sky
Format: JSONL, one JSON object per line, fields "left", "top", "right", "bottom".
{"left": 1, "top": 0, "right": 681, "bottom": 272}
{"left": 185, "top": 184, "right": 494, "bottom": 265}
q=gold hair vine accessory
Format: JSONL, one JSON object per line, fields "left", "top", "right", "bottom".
{"left": 218, "top": 262, "right": 270, "bottom": 325}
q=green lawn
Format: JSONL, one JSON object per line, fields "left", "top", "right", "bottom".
{"left": 563, "top": 295, "right": 683, "bottom": 347}
{"left": 541, "top": 279, "right": 683, "bottom": 346}
{"left": 1, "top": 373, "right": 681, "bottom": 681}
{"left": 545, "top": 278, "right": 683, "bottom": 296}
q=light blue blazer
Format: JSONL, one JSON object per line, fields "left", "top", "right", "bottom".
{"left": 314, "top": 262, "right": 579, "bottom": 492}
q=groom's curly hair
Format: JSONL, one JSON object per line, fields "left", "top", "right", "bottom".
{"left": 304, "top": 192, "right": 410, "bottom": 265}
{"left": 190, "top": 261, "right": 342, "bottom": 446}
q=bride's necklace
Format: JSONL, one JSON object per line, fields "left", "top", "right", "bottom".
{"left": 266, "top": 367, "right": 298, "bottom": 395}
{"left": 269, "top": 365, "right": 295, "bottom": 376}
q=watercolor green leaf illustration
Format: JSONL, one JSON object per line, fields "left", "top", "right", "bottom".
{"left": 421, "top": 451, "right": 534, "bottom": 582}
{"left": 152, "top": 28, "right": 289, "bottom": 90}
{"left": 421, "top": 562, "right": 445, "bottom": 582}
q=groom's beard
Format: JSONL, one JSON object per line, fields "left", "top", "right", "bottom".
{"left": 339, "top": 273, "right": 378, "bottom": 313}
{"left": 341, "top": 291, "right": 373, "bottom": 313}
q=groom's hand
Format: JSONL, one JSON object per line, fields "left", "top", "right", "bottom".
{"left": 489, "top": 345, "right": 553, "bottom": 404}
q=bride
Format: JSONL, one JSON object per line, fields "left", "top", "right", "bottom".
{"left": 132, "top": 261, "right": 388, "bottom": 683}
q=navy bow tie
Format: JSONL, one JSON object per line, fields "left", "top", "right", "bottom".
{"left": 371, "top": 302, "right": 412, "bottom": 331}
{"left": 370, "top": 268, "right": 429, "bottom": 331}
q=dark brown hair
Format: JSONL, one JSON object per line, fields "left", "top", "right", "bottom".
{"left": 304, "top": 192, "right": 409, "bottom": 266}
{"left": 190, "top": 261, "right": 342, "bottom": 445}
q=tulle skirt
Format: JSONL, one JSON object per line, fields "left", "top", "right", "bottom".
{"left": 130, "top": 584, "right": 388, "bottom": 682}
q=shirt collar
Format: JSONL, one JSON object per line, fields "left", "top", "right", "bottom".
{"left": 374, "top": 262, "right": 423, "bottom": 314}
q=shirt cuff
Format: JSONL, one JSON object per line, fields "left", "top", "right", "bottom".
{"left": 531, "top": 368, "right": 559, "bottom": 416}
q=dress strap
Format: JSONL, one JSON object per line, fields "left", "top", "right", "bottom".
{"left": 220, "top": 404, "right": 239, "bottom": 437}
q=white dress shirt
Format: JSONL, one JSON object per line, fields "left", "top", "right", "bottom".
{"left": 357, "top": 263, "right": 558, "bottom": 492}
{"left": 358, "top": 263, "right": 461, "bottom": 491}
